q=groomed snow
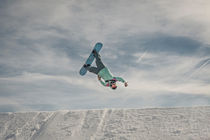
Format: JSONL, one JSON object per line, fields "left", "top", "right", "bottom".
{"left": 0, "top": 106, "right": 210, "bottom": 140}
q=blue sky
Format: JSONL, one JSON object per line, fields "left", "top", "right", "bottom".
{"left": 0, "top": 0, "right": 210, "bottom": 112}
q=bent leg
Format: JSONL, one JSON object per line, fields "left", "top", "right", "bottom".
{"left": 86, "top": 66, "right": 100, "bottom": 74}
{"left": 94, "top": 52, "right": 105, "bottom": 70}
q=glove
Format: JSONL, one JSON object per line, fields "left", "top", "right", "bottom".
{"left": 98, "top": 75, "right": 101, "bottom": 80}
{"left": 124, "top": 82, "right": 128, "bottom": 87}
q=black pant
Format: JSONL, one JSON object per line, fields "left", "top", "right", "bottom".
{"left": 86, "top": 51, "right": 105, "bottom": 74}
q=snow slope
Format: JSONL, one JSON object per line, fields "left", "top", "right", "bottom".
{"left": 0, "top": 106, "right": 210, "bottom": 140}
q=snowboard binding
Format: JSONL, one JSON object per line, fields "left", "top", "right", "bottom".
{"left": 83, "top": 64, "right": 90, "bottom": 68}
{"left": 92, "top": 50, "right": 101, "bottom": 58}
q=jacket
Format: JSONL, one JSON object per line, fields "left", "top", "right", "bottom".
{"left": 98, "top": 67, "right": 125, "bottom": 86}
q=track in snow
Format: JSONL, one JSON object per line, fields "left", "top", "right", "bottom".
{"left": 0, "top": 106, "right": 210, "bottom": 140}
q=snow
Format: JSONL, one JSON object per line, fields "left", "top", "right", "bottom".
{"left": 0, "top": 106, "right": 210, "bottom": 140}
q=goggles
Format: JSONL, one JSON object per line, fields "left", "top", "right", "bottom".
{"left": 106, "top": 78, "right": 117, "bottom": 87}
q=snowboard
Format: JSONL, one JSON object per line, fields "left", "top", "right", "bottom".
{"left": 79, "top": 42, "right": 103, "bottom": 76}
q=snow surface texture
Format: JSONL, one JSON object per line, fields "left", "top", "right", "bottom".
{"left": 0, "top": 106, "right": 210, "bottom": 140}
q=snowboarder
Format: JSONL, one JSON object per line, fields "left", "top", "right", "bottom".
{"left": 84, "top": 50, "right": 128, "bottom": 90}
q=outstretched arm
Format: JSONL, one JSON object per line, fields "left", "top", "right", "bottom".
{"left": 115, "top": 77, "right": 128, "bottom": 87}
{"left": 98, "top": 75, "right": 106, "bottom": 86}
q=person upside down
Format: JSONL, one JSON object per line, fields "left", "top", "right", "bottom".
{"left": 84, "top": 50, "right": 128, "bottom": 90}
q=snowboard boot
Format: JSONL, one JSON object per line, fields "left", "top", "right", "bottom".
{"left": 83, "top": 64, "right": 90, "bottom": 68}
{"left": 92, "top": 50, "right": 101, "bottom": 58}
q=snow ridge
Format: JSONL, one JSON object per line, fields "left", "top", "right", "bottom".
{"left": 0, "top": 106, "right": 210, "bottom": 140}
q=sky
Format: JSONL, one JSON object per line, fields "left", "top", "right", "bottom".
{"left": 0, "top": 0, "right": 210, "bottom": 112}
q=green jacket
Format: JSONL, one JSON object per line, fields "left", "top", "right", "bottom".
{"left": 98, "top": 67, "right": 125, "bottom": 86}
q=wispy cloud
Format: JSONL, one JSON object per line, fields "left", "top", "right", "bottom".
{"left": 0, "top": 0, "right": 210, "bottom": 112}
